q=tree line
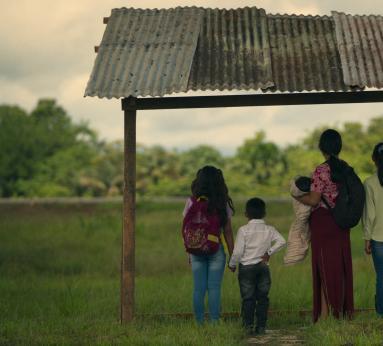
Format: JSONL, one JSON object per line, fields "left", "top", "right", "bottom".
{"left": 0, "top": 99, "right": 381, "bottom": 198}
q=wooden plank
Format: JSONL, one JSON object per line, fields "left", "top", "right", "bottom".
{"left": 121, "top": 101, "right": 137, "bottom": 323}
{"left": 135, "top": 308, "right": 375, "bottom": 319}
{"left": 122, "top": 91, "right": 383, "bottom": 110}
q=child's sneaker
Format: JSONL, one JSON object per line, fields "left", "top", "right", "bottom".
{"left": 244, "top": 326, "right": 255, "bottom": 336}
{"left": 255, "top": 326, "right": 266, "bottom": 335}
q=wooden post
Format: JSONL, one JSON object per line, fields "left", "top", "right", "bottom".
{"left": 121, "top": 98, "right": 137, "bottom": 323}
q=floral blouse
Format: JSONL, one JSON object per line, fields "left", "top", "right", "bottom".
{"left": 311, "top": 163, "right": 339, "bottom": 209}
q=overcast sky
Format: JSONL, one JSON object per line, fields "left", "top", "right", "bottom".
{"left": 1, "top": 0, "right": 382, "bottom": 155}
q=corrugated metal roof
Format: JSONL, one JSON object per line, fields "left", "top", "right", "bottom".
{"left": 267, "top": 14, "right": 348, "bottom": 92}
{"left": 333, "top": 11, "right": 383, "bottom": 88}
{"left": 85, "top": 7, "right": 383, "bottom": 98}
{"left": 187, "top": 7, "right": 275, "bottom": 92}
{"left": 84, "top": 7, "right": 203, "bottom": 98}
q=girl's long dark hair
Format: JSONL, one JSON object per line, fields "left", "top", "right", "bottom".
{"left": 372, "top": 142, "right": 383, "bottom": 186}
{"left": 191, "top": 166, "right": 234, "bottom": 227}
{"left": 319, "top": 129, "right": 347, "bottom": 182}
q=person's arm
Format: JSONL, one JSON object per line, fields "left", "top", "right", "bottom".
{"left": 182, "top": 198, "right": 192, "bottom": 217}
{"left": 228, "top": 227, "right": 245, "bottom": 269}
{"left": 266, "top": 227, "right": 286, "bottom": 257}
{"left": 365, "top": 240, "right": 372, "bottom": 255}
{"left": 294, "top": 165, "right": 325, "bottom": 207}
{"left": 294, "top": 191, "right": 321, "bottom": 207}
{"left": 223, "top": 219, "right": 234, "bottom": 258}
{"left": 183, "top": 198, "right": 192, "bottom": 263}
{"left": 362, "top": 181, "right": 375, "bottom": 255}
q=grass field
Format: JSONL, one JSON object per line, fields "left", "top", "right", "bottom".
{"left": 0, "top": 199, "right": 382, "bottom": 345}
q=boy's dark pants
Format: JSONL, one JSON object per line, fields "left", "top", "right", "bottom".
{"left": 238, "top": 262, "right": 271, "bottom": 330}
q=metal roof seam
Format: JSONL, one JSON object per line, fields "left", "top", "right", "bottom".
{"left": 85, "top": 7, "right": 383, "bottom": 98}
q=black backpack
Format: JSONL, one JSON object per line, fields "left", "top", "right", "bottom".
{"left": 322, "top": 163, "right": 365, "bottom": 229}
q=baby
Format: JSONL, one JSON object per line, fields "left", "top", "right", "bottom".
{"left": 284, "top": 176, "right": 311, "bottom": 265}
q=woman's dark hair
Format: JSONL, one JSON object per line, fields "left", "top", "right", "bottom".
{"left": 319, "top": 129, "right": 346, "bottom": 182}
{"left": 246, "top": 198, "right": 266, "bottom": 219}
{"left": 372, "top": 142, "right": 383, "bottom": 186}
{"left": 191, "top": 166, "right": 234, "bottom": 227}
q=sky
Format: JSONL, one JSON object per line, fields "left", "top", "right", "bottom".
{"left": 1, "top": 0, "right": 382, "bottom": 155}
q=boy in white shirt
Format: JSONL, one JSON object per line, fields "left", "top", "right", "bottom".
{"left": 229, "top": 197, "right": 286, "bottom": 335}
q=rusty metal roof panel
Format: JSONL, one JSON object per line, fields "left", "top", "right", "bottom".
{"left": 267, "top": 14, "right": 348, "bottom": 92}
{"left": 84, "top": 7, "right": 203, "bottom": 98}
{"left": 187, "top": 7, "right": 275, "bottom": 92}
{"left": 86, "top": 7, "right": 383, "bottom": 98}
{"left": 333, "top": 11, "right": 383, "bottom": 89}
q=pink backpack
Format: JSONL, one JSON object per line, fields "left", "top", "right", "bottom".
{"left": 182, "top": 196, "right": 221, "bottom": 255}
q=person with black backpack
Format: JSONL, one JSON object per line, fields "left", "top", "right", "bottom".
{"left": 294, "top": 129, "right": 358, "bottom": 323}
{"left": 182, "top": 166, "right": 235, "bottom": 324}
{"left": 362, "top": 143, "right": 383, "bottom": 317}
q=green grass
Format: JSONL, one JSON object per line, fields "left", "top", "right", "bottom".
{"left": 0, "top": 200, "right": 381, "bottom": 345}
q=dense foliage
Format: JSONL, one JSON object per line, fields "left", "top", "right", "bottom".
{"left": 0, "top": 99, "right": 382, "bottom": 197}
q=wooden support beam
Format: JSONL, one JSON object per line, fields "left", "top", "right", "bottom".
{"left": 121, "top": 98, "right": 137, "bottom": 323}
{"left": 135, "top": 308, "right": 375, "bottom": 320}
{"left": 117, "top": 90, "right": 383, "bottom": 323}
{"left": 122, "top": 91, "right": 383, "bottom": 110}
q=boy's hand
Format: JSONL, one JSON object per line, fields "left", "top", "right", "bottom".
{"left": 365, "top": 240, "right": 372, "bottom": 255}
{"left": 228, "top": 265, "right": 236, "bottom": 272}
{"left": 261, "top": 253, "right": 270, "bottom": 263}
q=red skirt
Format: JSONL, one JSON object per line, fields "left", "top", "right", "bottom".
{"left": 310, "top": 207, "right": 354, "bottom": 322}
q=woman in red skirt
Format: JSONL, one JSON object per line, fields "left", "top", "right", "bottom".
{"left": 295, "top": 129, "right": 354, "bottom": 322}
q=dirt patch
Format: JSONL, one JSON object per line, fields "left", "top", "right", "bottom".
{"left": 247, "top": 329, "right": 305, "bottom": 345}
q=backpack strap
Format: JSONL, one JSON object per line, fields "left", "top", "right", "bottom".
{"left": 187, "top": 195, "right": 208, "bottom": 217}
{"left": 321, "top": 195, "right": 332, "bottom": 210}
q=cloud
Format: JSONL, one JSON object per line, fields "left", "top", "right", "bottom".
{"left": 58, "top": 74, "right": 89, "bottom": 106}
{"left": 56, "top": 74, "right": 124, "bottom": 141}
{"left": 1, "top": 0, "right": 382, "bottom": 154}
{"left": 0, "top": 77, "right": 37, "bottom": 110}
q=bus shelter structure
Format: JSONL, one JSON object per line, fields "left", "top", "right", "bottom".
{"left": 85, "top": 6, "right": 383, "bottom": 323}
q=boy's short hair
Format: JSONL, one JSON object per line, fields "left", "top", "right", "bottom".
{"left": 246, "top": 197, "right": 266, "bottom": 219}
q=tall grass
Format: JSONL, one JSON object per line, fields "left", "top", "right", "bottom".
{"left": 0, "top": 200, "right": 379, "bottom": 345}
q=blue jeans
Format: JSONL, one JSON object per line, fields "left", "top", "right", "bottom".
{"left": 371, "top": 240, "right": 383, "bottom": 316}
{"left": 190, "top": 245, "right": 226, "bottom": 323}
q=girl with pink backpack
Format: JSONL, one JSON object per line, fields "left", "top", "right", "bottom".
{"left": 182, "top": 166, "right": 235, "bottom": 323}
